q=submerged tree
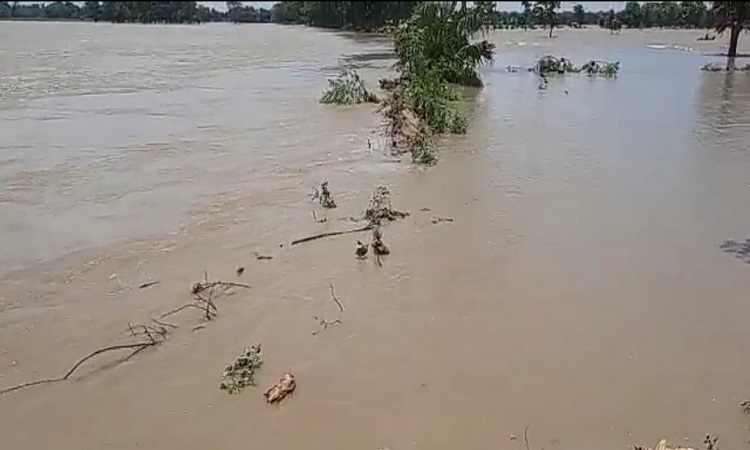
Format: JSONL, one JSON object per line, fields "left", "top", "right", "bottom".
{"left": 395, "top": 1, "right": 494, "bottom": 87}
{"left": 381, "top": 1, "right": 494, "bottom": 163}
{"left": 712, "top": 1, "right": 750, "bottom": 58}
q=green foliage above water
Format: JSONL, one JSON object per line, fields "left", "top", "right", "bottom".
{"left": 381, "top": 2, "right": 494, "bottom": 164}
{"left": 320, "top": 70, "right": 378, "bottom": 105}
{"left": 220, "top": 345, "right": 263, "bottom": 394}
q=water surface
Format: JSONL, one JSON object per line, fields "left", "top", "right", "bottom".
{"left": 1, "top": 22, "right": 750, "bottom": 450}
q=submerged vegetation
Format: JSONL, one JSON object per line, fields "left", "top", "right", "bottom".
{"left": 384, "top": 2, "right": 495, "bottom": 164}
{"left": 531, "top": 55, "right": 620, "bottom": 77}
{"left": 320, "top": 70, "right": 378, "bottom": 105}
{"left": 318, "top": 2, "right": 493, "bottom": 165}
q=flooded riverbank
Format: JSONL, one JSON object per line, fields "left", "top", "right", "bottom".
{"left": 1, "top": 22, "right": 750, "bottom": 449}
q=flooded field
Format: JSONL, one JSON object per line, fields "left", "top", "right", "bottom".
{"left": 1, "top": 21, "right": 750, "bottom": 449}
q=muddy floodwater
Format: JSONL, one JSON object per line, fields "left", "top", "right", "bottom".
{"left": 1, "top": 21, "right": 750, "bottom": 449}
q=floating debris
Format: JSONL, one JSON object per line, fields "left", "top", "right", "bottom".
{"left": 236, "top": 266, "right": 245, "bottom": 276}
{"left": 220, "top": 344, "right": 263, "bottom": 394}
{"left": 702, "top": 62, "right": 750, "bottom": 72}
{"left": 431, "top": 216, "right": 453, "bottom": 225}
{"left": 364, "top": 186, "right": 409, "bottom": 226}
{"left": 252, "top": 251, "right": 273, "bottom": 261}
{"left": 356, "top": 240, "right": 369, "bottom": 259}
{"left": 138, "top": 281, "right": 159, "bottom": 289}
{"left": 264, "top": 373, "right": 296, "bottom": 404}
{"left": 527, "top": 55, "right": 620, "bottom": 77}
{"left": 311, "top": 181, "right": 337, "bottom": 209}
{"left": 634, "top": 438, "right": 697, "bottom": 450}
{"left": 371, "top": 226, "right": 390, "bottom": 256}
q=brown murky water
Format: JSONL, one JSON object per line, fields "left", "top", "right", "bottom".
{"left": 1, "top": 22, "right": 750, "bottom": 450}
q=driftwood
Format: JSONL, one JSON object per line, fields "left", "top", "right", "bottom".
{"left": 293, "top": 186, "right": 408, "bottom": 247}
{"left": 291, "top": 225, "right": 372, "bottom": 246}
{"left": 264, "top": 373, "right": 296, "bottom": 403}
{"left": 1, "top": 270, "right": 253, "bottom": 397}
{"left": 253, "top": 251, "right": 273, "bottom": 261}
{"left": 0, "top": 323, "right": 169, "bottom": 396}
{"left": 138, "top": 281, "right": 159, "bottom": 289}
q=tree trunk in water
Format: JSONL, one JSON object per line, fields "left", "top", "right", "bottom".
{"left": 549, "top": 23, "right": 553, "bottom": 38}
{"left": 728, "top": 24, "right": 740, "bottom": 58}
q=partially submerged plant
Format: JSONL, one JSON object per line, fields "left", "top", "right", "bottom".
{"left": 408, "top": 132, "right": 439, "bottom": 166}
{"left": 364, "top": 186, "right": 409, "bottom": 226}
{"left": 320, "top": 69, "right": 378, "bottom": 105}
{"left": 530, "top": 55, "right": 620, "bottom": 77}
{"left": 378, "top": 2, "right": 493, "bottom": 166}
{"left": 220, "top": 344, "right": 263, "bottom": 394}
{"left": 581, "top": 60, "right": 620, "bottom": 77}
{"left": 310, "top": 181, "right": 336, "bottom": 208}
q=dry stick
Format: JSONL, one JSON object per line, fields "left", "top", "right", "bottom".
{"left": 328, "top": 283, "right": 344, "bottom": 313}
{"left": 159, "top": 302, "right": 201, "bottom": 319}
{"left": 204, "top": 285, "right": 216, "bottom": 320}
{"left": 524, "top": 425, "right": 530, "bottom": 450}
{"left": 291, "top": 225, "right": 372, "bottom": 246}
{"left": 0, "top": 342, "right": 157, "bottom": 396}
{"left": 198, "top": 281, "right": 251, "bottom": 291}
{"left": 312, "top": 210, "right": 327, "bottom": 223}
{"left": 312, "top": 317, "right": 342, "bottom": 336}
{"left": 151, "top": 318, "right": 178, "bottom": 329}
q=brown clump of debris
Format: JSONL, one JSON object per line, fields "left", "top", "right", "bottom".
{"left": 264, "top": 373, "right": 296, "bottom": 404}
{"left": 364, "top": 186, "right": 409, "bottom": 226}
{"left": 311, "top": 181, "right": 336, "bottom": 208}
{"left": 635, "top": 438, "right": 699, "bottom": 450}
{"left": 371, "top": 226, "right": 389, "bottom": 255}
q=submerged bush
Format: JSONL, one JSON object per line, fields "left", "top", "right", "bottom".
{"left": 320, "top": 69, "right": 379, "bottom": 105}
{"left": 379, "top": 2, "right": 492, "bottom": 164}
{"left": 530, "top": 55, "right": 621, "bottom": 77}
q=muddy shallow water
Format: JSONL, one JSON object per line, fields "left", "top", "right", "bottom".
{"left": 1, "top": 22, "right": 750, "bottom": 449}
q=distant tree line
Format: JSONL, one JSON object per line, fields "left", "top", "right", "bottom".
{"left": 265, "top": 2, "right": 728, "bottom": 32}
{"left": 0, "top": 1, "right": 741, "bottom": 33}
{"left": 0, "top": 2, "right": 276, "bottom": 24}
{"left": 473, "top": 2, "right": 715, "bottom": 30}
{"left": 268, "top": 2, "right": 425, "bottom": 30}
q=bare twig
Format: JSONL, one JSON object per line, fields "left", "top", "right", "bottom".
{"left": 312, "top": 210, "right": 327, "bottom": 223}
{"left": 192, "top": 280, "right": 251, "bottom": 294}
{"left": 158, "top": 302, "right": 201, "bottom": 319}
{"left": 151, "top": 318, "right": 178, "bottom": 329}
{"left": 431, "top": 216, "right": 453, "bottom": 224}
{"left": 312, "top": 316, "right": 342, "bottom": 335}
{"left": 328, "top": 283, "right": 344, "bottom": 313}
{"left": 524, "top": 425, "right": 530, "bottom": 450}
{"left": 204, "top": 285, "right": 216, "bottom": 320}
{"left": 291, "top": 225, "right": 372, "bottom": 246}
{"left": 0, "top": 341, "right": 159, "bottom": 396}
{"left": 253, "top": 251, "right": 273, "bottom": 261}
{"left": 138, "top": 281, "right": 159, "bottom": 289}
